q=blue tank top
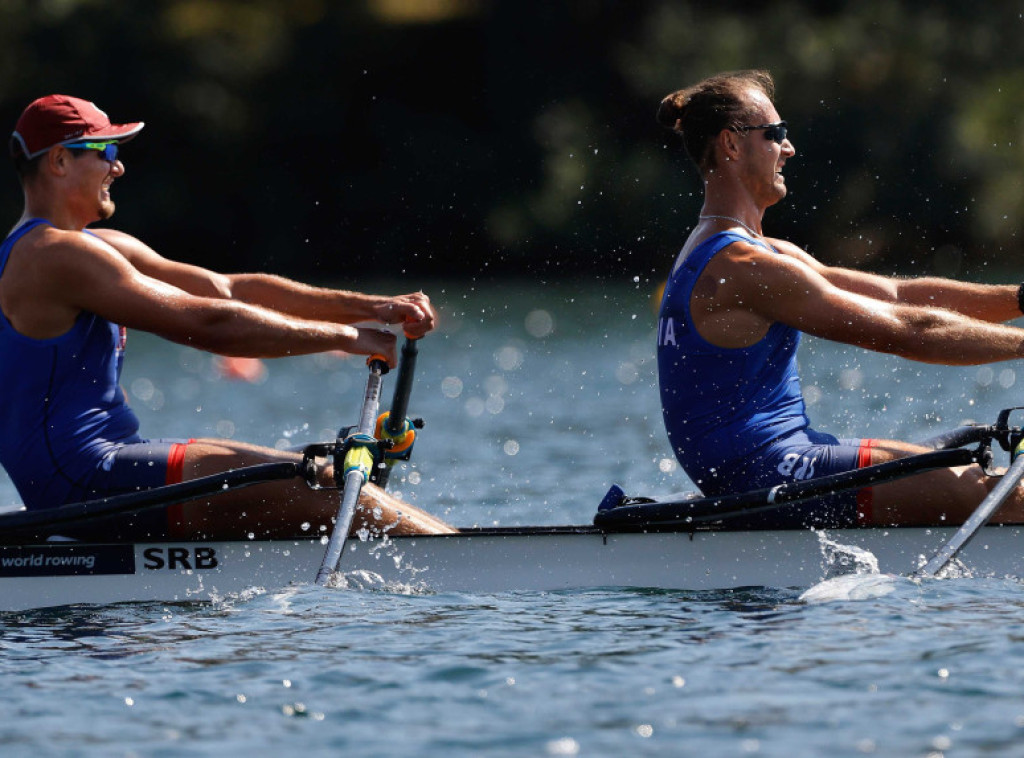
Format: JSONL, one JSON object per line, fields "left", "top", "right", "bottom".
{"left": 0, "top": 218, "right": 142, "bottom": 509}
{"left": 657, "top": 231, "right": 809, "bottom": 484}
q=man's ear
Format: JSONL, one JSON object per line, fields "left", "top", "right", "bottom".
{"left": 45, "top": 146, "right": 71, "bottom": 177}
{"left": 716, "top": 128, "right": 741, "bottom": 163}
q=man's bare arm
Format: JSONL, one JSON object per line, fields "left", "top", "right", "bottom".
{"left": 91, "top": 228, "right": 437, "bottom": 336}
{"left": 769, "top": 237, "right": 1020, "bottom": 323}
{"left": 46, "top": 231, "right": 399, "bottom": 361}
{"left": 709, "top": 241, "right": 1024, "bottom": 365}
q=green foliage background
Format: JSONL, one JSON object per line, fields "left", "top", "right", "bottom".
{"left": 1, "top": 0, "right": 1023, "bottom": 283}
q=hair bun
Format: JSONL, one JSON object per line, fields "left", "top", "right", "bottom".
{"left": 656, "top": 94, "right": 684, "bottom": 130}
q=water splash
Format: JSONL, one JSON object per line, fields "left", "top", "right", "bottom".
{"left": 799, "top": 572, "right": 900, "bottom": 603}
{"left": 207, "top": 585, "right": 268, "bottom": 609}
{"left": 913, "top": 552, "right": 973, "bottom": 580}
{"left": 324, "top": 569, "right": 431, "bottom": 595}
{"left": 799, "top": 531, "right": 901, "bottom": 603}
{"left": 818, "top": 531, "right": 881, "bottom": 579}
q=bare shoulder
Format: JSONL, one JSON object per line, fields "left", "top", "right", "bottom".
{"left": 87, "top": 226, "right": 131, "bottom": 246}
{"left": 701, "top": 236, "right": 833, "bottom": 306}
{"left": 7, "top": 225, "right": 100, "bottom": 269}
{"left": 4, "top": 227, "right": 143, "bottom": 308}
{"left": 764, "top": 236, "right": 825, "bottom": 270}
{"left": 87, "top": 227, "right": 155, "bottom": 263}
{"left": 0, "top": 226, "right": 132, "bottom": 338}
{"left": 679, "top": 231, "right": 770, "bottom": 272}
{"left": 26, "top": 225, "right": 130, "bottom": 272}
{"left": 704, "top": 235, "right": 799, "bottom": 277}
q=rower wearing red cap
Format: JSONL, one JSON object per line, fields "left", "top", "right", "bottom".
{"left": 0, "top": 94, "right": 454, "bottom": 540}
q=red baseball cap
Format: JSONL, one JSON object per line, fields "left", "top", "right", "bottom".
{"left": 10, "top": 95, "right": 144, "bottom": 160}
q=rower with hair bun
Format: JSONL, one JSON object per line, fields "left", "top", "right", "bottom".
{"left": 657, "top": 70, "right": 1024, "bottom": 528}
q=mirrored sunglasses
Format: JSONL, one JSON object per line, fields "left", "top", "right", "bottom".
{"left": 64, "top": 140, "right": 119, "bottom": 162}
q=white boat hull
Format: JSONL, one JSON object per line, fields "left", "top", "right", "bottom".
{"left": 1, "top": 524, "right": 1022, "bottom": 611}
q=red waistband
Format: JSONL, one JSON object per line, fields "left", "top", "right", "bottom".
{"left": 855, "top": 439, "right": 876, "bottom": 525}
{"left": 165, "top": 439, "right": 197, "bottom": 533}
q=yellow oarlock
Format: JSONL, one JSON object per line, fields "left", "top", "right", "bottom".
{"left": 343, "top": 433, "right": 378, "bottom": 483}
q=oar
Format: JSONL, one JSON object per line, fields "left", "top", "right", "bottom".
{"left": 594, "top": 447, "right": 981, "bottom": 530}
{"left": 915, "top": 439, "right": 1024, "bottom": 578}
{"left": 315, "top": 356, "right": 389, "bottom": 586}
{"left": 0, "top": 461, "right": 302, "bottom": 544}
{"left": 375, "top": 336, "right": 419, "bottom": 491}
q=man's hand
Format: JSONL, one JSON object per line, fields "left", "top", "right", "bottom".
{"left": 350, "top": 327, "right": 399, "bottom": 366}
{"left": 372, "top": 292, "right": 438, "bottom": 338}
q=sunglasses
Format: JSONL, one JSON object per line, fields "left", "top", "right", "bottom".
{"left": 64, "top": 140, "right": 119, "bottom": 162}
{"left": 733, "top": 121, "right": 788, "bottom": 145}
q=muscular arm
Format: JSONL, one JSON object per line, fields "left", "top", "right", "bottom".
{"left": 91, "top": 228, "right": 436, "bottom": 336}
{"left": 40, "top": 230, "right": 397, "bottom": 361}
{"left": 704, "top": 240, "right": 1024, "bottom": 366}
{"left": 768, "top": 238, "right": 1022, "bottom": 323}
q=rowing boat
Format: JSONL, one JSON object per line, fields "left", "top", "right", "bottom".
{"left": 0, "top": 521, "right": 1022, "bottom": 612}
{"left": 0, "top": 415, "right": 1020, "bottom": 612}
{"left": 3, "top": 341, "right": 1023, "bottom": 612}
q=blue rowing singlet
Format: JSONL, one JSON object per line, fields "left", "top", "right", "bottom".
{"left": 0, "top": 218, "right": 142, "bottom": 509}
{"left": 657, "top": 231, "right": 810, "bottom": 485}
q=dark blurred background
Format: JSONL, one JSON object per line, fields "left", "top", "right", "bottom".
{"left": 2, "top": 0, "right": 1023, "bottom": 284}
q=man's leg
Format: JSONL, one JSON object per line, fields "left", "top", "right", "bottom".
{"left": 168, "top": 439, "right": 455, "bottom": 540}
{"left": 866, "top": 440, "right": 1024, "bottom": 526}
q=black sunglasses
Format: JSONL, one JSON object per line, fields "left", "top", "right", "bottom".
{"left": 733, "top": 121, "right": 788, "bottom": 145}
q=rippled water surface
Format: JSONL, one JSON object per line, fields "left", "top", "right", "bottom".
{"left": 3, "top": 281, "right": 1024, "bottom": 757}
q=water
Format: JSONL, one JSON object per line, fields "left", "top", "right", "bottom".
{"left": 3, "top": 280, "right": 1024, "bottom": 756}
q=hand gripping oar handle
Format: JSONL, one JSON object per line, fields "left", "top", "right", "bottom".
{"left": 376, "top": 336, "right": 420, "bottom": 491}
{"left": 916, "top": 439, "right": 1024, "bottom": 578}
{"left": 316, "top": 355, "right": 389, "bottom": 586}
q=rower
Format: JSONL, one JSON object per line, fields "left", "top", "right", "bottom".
{"left": 656, "top": 70, "right": 1024, "bottom": 528}
{"left": 0, "top": 94, "right": 456, "bottom": 541}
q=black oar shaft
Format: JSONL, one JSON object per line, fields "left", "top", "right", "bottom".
{"left": 377, "top": 337, "right": 419, "bottom": 491}
{"left": 0, "top": 462, "right": 302, "bottom": 543}
{"left": 386, "top": 338, "right": 419, "bottom": 436}
{"left": 595, "top": 447, "right": 979, "bottom": 529}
